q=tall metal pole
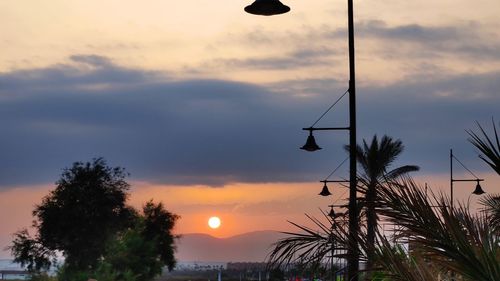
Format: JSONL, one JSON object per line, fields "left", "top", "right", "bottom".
{"left": 450, "top": 149, "right": 454, "bottom": 210}
{"left": 243, "top": 1, "right": 359, "bottom": 278}
{"left": 347, "top": 0, "right": 359, "bottom": 280}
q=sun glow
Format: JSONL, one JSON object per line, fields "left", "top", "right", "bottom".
{"left": 208, "top": 216, "right": 221, "bottom": 229}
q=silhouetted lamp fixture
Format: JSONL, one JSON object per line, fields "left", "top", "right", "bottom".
{"left": 472, "top": 179, "right": 486, "bottom": 195}
{"left": 327, "top": 205, "right": 345, "bottom": 220}
{"left": 318, "top": 157, "right": 349, "bottom": 196}
{"left": 244, "top": 0, "right": 290, "bottom": 16}
{"left": 319, "top": 180, "right": 349, "bottom": 197}
{"left": 301, "top": 130, "right": 322, "bottom": 151}
{"left": 300, "top": 90, "right": 350, "bottom": 152}
{"left": 328, "top": 206, "right": 337, "bottom": 219}
{"left": 319, "top": 181, "right": 332, "bottom": 196}
{"left": 450, "top": 149, "right": 486, "bottom": 209}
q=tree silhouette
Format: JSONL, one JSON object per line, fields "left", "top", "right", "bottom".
{"left": 346, "top": 135, "right": 419, "bottom": 278}
{"left": 10, "top": 158, "right": 179, "bottom": 281}
{"left": 10, "top": 158, "right": 132, "bottom": 272}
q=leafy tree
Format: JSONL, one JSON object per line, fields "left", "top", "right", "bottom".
{"left": 9, "top": 229, "right": 55, "bottom": 272}
{"left": 9, "top": 158, "right": 181, "bottom": 281}
{"left": 142, "top": 200, "right": 179, "bottom": 271}
{"left": 346, "top": 135, "right": 419, "bottom": 277}
{"left": 10, "top": 158, "right": 133, "bottom": 273}
{"left": 35, "top": 157, "right": 133, "bottom": 271}
{"left": 101, "top": 201, "right": 179, "bottom": 281}
{"left": 101, "top": 227, "right": 161, "bottom": 281}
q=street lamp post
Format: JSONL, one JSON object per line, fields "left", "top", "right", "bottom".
{"left": 243, "top": 1, "right": 359, "bottom": 280}
{"left": 450, "top": 149, "right": 486, "bottom": 210}
{"left": 327, "top": 205, "right": 345, "bottom": 281}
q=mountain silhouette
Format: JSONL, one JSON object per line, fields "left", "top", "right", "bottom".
{"left": 175, "top": 230, "right": 286, "bottom": 262}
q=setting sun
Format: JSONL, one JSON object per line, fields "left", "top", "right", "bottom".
{"left": 208, "top": 216, "right": 221, "bottom": 229}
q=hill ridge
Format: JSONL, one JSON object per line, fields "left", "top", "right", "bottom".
{"left": 175, "top": 230, "right": 286, "bottom": 262}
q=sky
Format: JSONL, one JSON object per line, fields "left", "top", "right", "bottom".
{"left": 0, "top": 0, "right": 499, "bottom": 259}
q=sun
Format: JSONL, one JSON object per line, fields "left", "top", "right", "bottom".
{"left": 208, "top": 216, "right": 221, "bottom": 229}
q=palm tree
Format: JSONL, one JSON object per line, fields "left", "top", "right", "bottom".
{"left": 267, "top": 135, "right": 418, "bottom": 280}
{"left": 346, "top": 135, "right": 419, "bottom": 277}
{"left": 467, "top": 119, "right": 500, "bottom": 175}
{"left": 372, "top": 177, "right": 500, "bottom": 281}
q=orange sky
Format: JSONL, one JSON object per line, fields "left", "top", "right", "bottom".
{"left": 1, "top": 173, "right": 497, "bottom": 252}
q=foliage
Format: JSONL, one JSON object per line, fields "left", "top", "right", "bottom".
{"left": 9, "top": 229, "right": 56, "bottom": 272}
{"left": 370, "top": 242, "right": 440, "bottom": 281}
{"left": 268, "top": 175, "right": 500, "bottom": 280}
{"left": 467, "top": 119, "right": 500, "bottom": 175}
{"left": 142, "top": 200, "right": 180, "bottom": 271}
{"left": 374, "top": 177, "right": 500, "bottom": 281}
{"left": 29, "top": 272, "right": 58, "bottom": 281}
{"left": 268, "top": 135, "right": 419, "bottom": 280}
{"left": 268, "top": 267, "right": 285, "bottom": 281}
{"left": 480, "top": 194, "right": 500, "bottom": 233}
{"left": 102, "top": 201, "right": 179, "bottom": 281}
{"left": 94, "top": 261, "right": 136, "bottom": 281}
{"left": 33, "top": 157, "right": 133, "bottom": 271}
{"left": 266, "top": 211, "right": 349, "bottom": 276}
{"left": 9, "top": 158, "right": 179, "bottom": 281}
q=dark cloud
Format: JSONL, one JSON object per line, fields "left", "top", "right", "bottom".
{"left": 0, "top": 55, "right": 498, "bottom": 189}
{"left": 0, "top": 56, "right": 331, "bottom": 187}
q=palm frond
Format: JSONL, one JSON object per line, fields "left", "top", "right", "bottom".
{"left": 266, "top": 213, "right": 350, "bottom": 272}
{"left": 479, "top": 194, "right": 500, "bottom": 232}
{"left": 371, "top": 236, "right": 441, "bottom": 281}
{"left": 385, "top": 165, "right": 420, "bottom": 180}
{"left": 467, "top": 119, "right": 500, "bottom": 175}
{"left": 376, "top": 178, "right": 500, "bottom": 281}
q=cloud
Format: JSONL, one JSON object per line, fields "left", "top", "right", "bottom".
{"left": 0, "top": 55, "right": 498, "bottom": 189}
{"left": 356, "top": 21, "right": 500, "bottom": 61}
{"left": 0, "top": 56, "right": 325, "bottom": 187}
{"left": 356, "top": 20, "right": 464, "bottom": 42}
{"left": 204, "top": 20, "right": 500, "bottom": 75}
{"left": 201, "top": 46, "right": 338, "bottom": 71}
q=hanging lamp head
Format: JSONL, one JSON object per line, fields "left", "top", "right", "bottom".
{"left": 301, "top": 130, "right": 322, "bottom": 151}
{"left": 328, "top": 207, "right": 336, "bottom": 218}
{"left": 472, "top": 180, "right": 486, "bottom": 195}
{"left": 319, "top": 182, "right": 332, "bottom": 196}
{"left": 244, "top": 0, "right": 290, "bottom": 16}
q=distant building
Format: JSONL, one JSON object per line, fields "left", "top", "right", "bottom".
{"left": 174, "top": 261, "right": 227, "bottom": 271}
{"left": 227, "top": 262, "right": 267, "bottom": 271}
{"left": 0, "top": 260, "right": 31, "bottom": 280}
{"left": 0, "top": 270, "right": 30, "bottom": 280}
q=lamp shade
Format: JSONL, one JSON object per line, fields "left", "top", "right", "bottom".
{"left": 472, "top": 181, "right": 486, "bottom": 195}
{"left": 319, "top": 183, "right": 332, "bottom": 196}
{"left": 328, "top": 207, "right": 336, "bottom": 218}
{"left": 244, "top": 0, "right": 290, "bottom": 16}
{"left": 301, "top": 132, "right": 322, "bottom": 151}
